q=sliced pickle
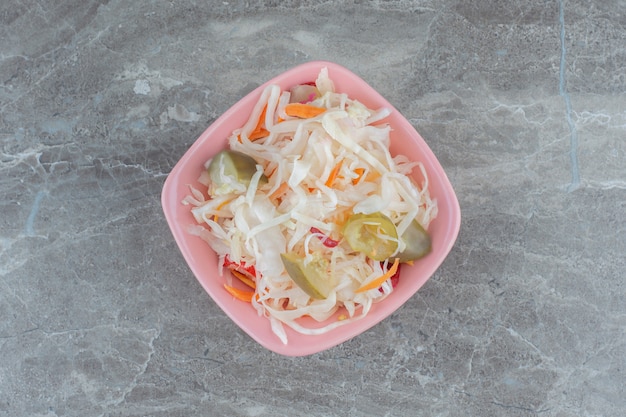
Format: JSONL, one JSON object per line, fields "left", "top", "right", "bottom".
{"left": 280, "top": 252, "right": 335, "bottom": 299}
{"left": 208, "top": 150, "right": 267, "bottom": 195}
{"left": 342, "top": 212, "right": 399, "bottom": 261}
{"left": 397, "top": 219, "right": 432, "bottom": 262}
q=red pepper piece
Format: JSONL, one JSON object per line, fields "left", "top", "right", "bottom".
{"left": 223, "top": 254, "right": 257, "bottom": 279}
{"left": 310, "top": 227, "right": 340, "bottom": 248}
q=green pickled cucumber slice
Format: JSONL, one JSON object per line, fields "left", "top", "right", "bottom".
{"left": 208, "top": 150, "right": 267, "bottom": 195}
{"left": 342, "top": 212, "right": 399, "bottom": 261}
{"left": 280, "top": 252, "right": 335, "bottom": 299}
{"left": 397, "top": 219, "right": 432, "bottom": 262}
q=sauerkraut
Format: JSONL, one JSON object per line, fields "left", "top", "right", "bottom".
{"left": 183, "top": 68, "right": 437, "bottom": 343}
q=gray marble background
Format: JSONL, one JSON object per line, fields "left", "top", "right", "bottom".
{"left": 1, "top": 1, "right": 624, "bottom": 416}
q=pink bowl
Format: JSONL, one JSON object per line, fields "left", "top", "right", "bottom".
{"left": 161, "top": 61, "right": 461, "bottom": 356}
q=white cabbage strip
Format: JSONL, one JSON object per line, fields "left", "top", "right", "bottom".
{"left": 183, "top": 68, "right": 437, "bottom": 343}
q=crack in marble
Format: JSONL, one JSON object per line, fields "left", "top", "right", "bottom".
{"left": 501, "top": 325, "right": 547, "bottom": 358}
{"left": 491, "top": 400, "right": 551, "bottom": 414}
{"left": 37, "top": 324, "right": 161, "bottom": 410}
{"left": 558, "top": 0, "right": 581, "bottom": 193}
{"left": 487, "top": 102, "right": 557, "bottom": 127}
{"left": 2, "top": 142, "right": 168, "bottom": 189}
{"left": 0, "top": 236, "right": 40, "bottom": 278}
{"left": 584, "top": 179, "right": 626, "bottom": 190}
{"left": 574, "top": 110, "right": 618, "bottom": 128}
{"left": 113, "top": 327, "right": 161, "bottom": 407}
{"left": 0, "top": 147, "right": 43, "bottom": 170}
{"left": 106, "top": 160, "right": 169, "bottom": 178}
{"left": 0, "top": 59, "right": 57, "bottom": 113}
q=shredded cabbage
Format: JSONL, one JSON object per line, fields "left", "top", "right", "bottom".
{"left": 183, "top": 68, "right": 438, "bottom": 343}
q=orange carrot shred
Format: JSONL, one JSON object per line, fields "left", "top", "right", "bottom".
{"left": 231, "top": 270, "right": 256, "bottom": 289}
{"left": 352, "top": 168, "right": 366, "bottom": 185}
{"left": 238, "top": 105, "right": 269, "bottom": 142}
{"left": 223, "top": 284, "right": 254, "bottom": 302}
{"left": 213, "top": 199, "right": 232, "bottom": 223}
{"left": 284, "top": 103, "right": 326, "bottom": 118}
{"left": 356, "top": 258, "right": 400, "bottom": 293}
{"left": 269, "top": 182, "right": 290, "bottom": 201}
{"left": 325, "top": 159, "right": 343, "bottom": 188}
{"left": 248, "top": 128, "right": 269, "bottom": 141}
{"left": 255, "top": 105, "right": 267, "bottom": 130}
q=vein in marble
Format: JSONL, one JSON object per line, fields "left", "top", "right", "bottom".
{"left": 558, "top": 0, "right": 581, "bottom": 193}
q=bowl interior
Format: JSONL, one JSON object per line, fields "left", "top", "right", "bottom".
{"left": 161, "top": 61, "right": 460, "bottom": 356}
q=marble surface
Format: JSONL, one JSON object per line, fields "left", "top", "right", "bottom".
{"left": 1, "top": 1, "right": 624, "bottom": 416}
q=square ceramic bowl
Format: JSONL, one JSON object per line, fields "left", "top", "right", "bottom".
{"left": 161, "top": 61, "right": 461, "bottom": 356}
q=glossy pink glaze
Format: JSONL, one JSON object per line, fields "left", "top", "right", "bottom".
{"left": 161, "top": 61, "right": 461, "bottom": 356}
